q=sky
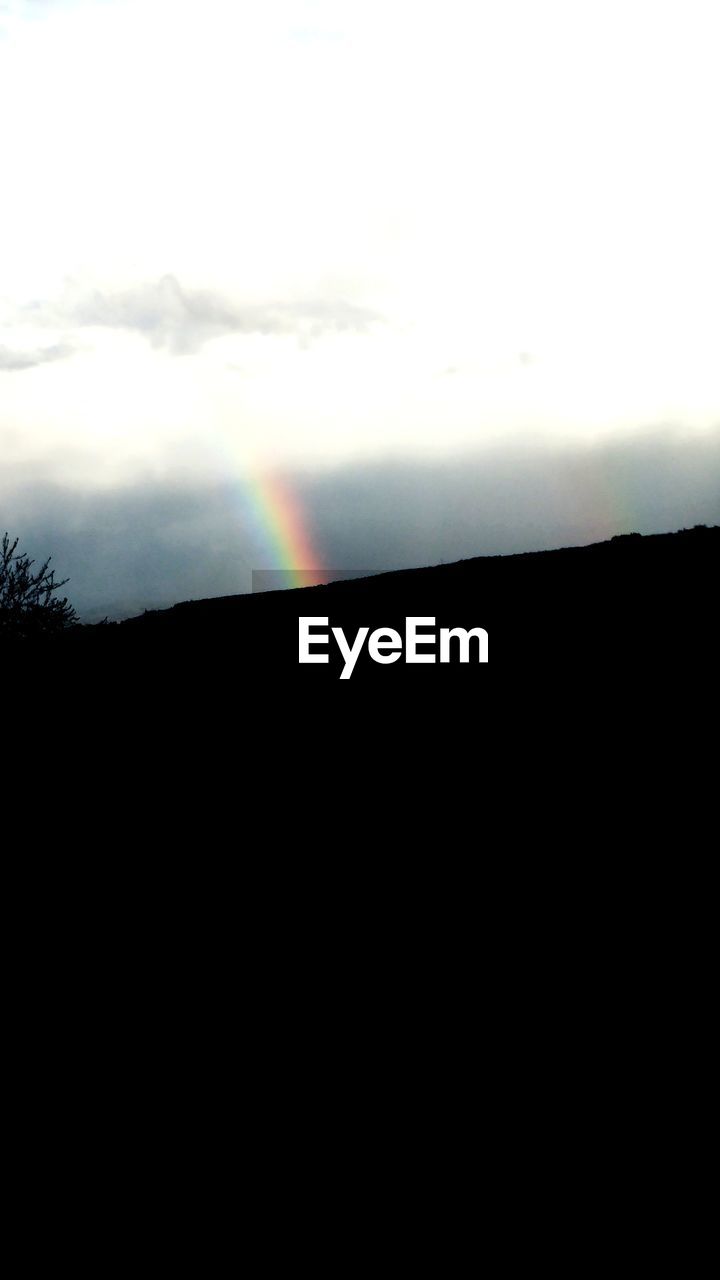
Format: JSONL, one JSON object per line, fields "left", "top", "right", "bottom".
{"left": 1, "top": 0, "right": 719, "bottom": 615}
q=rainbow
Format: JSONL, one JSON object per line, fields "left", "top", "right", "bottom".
{"left": 245, "top": 470, "right": 326, "bottom": 590}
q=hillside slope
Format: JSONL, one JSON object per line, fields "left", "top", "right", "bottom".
{"left": 59, "top": 524, "right": 718, "bottom": 682}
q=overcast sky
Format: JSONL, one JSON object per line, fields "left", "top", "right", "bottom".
{"left": 1, "top": 0, "right": 719, "bottom": 613}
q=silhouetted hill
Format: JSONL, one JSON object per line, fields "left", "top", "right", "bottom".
{"left": 55, "top": 524, "right": 718, "bottom": 683}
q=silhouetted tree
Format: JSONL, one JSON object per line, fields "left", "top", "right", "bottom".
{"left": 0, "top": 532, "right": 78, "bottom": 637}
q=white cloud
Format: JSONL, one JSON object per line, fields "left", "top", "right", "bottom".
{"left": 25, "top": 275, "right": 381, "bottom": 353}
{"left": 0, "top": 342, "right": 74, "bottom": 371}
{"left": 0, "top": 0, "right": 718, "bottom": 471}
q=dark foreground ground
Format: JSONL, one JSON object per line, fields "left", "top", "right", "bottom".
{"left": 5, "top": 527, "right": 715, "bottom": 906}
{"left": 43, "top": 523, "right": 717, "bottom": 687}
{"left": 5, "top": 529, "right": 713, "bottom": 1155}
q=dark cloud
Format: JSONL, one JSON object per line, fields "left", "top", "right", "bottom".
{"left": 31, "top": 275, "right": 381, "bottom": 354}
{"left": 0, "top": 342, "right": 74, "bottom": 371}
{"left": 2, "top": 427, "right": 718, "bottom": 621}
